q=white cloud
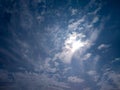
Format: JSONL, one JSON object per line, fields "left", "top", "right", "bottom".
{"left": 44, "top": 58, "right": 57, "bottom": 73}
{"left": 36, "top": 15, "right": 44, "bottom": 23}
{"left": 92, "top": 16, "right": 99, "bottom": 23}
{"left": 83, "top": 53, "right": 92, "bottom": 61}
{"left": 87, "top": 70, "right": 99, "bottom": 82}
{"left": 0, "top": 70, "right": 70, "bottom": 90}
{"left": 87, "top": 70, "right": 96, "bottom": 76}
{"left": 68, "top": 76, "right": 84, "bottom": 83}
{"left": 98, "top": 44, "right": 110, "bottom": 50}
{"left": 88, "top": 30, "right": 100, "bottom": 43}
{"left": 53, "top": 27, "right": 101, "bottom": 64}
{"left": 68, "top": 16, "right": 85, "bottom": 31}
{"left": 1, "top": 0, "right": 107, "bottom": 90}
{"left": 53, "top": 32, "right": 89, "bottom": 64}
{"left": 98, "top": 70, "right": 120, "bottom": 90}
{"left": 71, "top": 9, "right": 78, "bottom": 15}
{"left": 92, "top": 55, "right": 100, "bottom": 67}
{"left": 112, "top": 57, "right": 120, "bottom": 63}
{"left": 88, "top": 6, "right": 101, "bottom": 15}
{"left": 63, "top": 67, "right": 72, "bottom": 74}
{"left": 54, "top": 61, "right": 59, "bottom": 66}
{"left": 108, "top": 72, "right": 120, "bottom": 89}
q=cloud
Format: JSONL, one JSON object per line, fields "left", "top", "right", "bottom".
{"left": 98, "top": 70, "right": 120, "bottom": 90}
{"left": 0, "top": 0, "right": 107, "bottom": 90}
{"left": 87, "top": 70, "right": 96, "bottom": 76}
{"left": 43, "top": 58, "right": 57, "bottom": 73}
{"left": 53, "top": 22, "right": 102, "bottom": 64}
{"left": 111, "top": 57, "right": 120, "bottom": 63}
{"left": 71, "top": 9, "right": 78, "bottom": 15}
{"left": 92, "top": 16, "right": 99, "bottom": 24}
{"left": 36, "top": 16, "right": 44, "bottom": 23}
{"left": 87, "top": 70, "right": 99, "bottom": 82}
{"left": 98, "top": 44, "right": 110, "bottom": 50}
{"left": 68, "top": 76, "right": 84, "bottom": 83}
{"left": 83, "top": 53, "right": 92, "bottom": 61}
{"left": 63, "top": 67, "right": 72, "bottom": 74}
{"left": 68, "top": 16, "right": 85, "bottom": 31}
{"left": 0, "top": 70, "right": 70, "bottom": 90}
{"left": 53, "top": 32, "right": 89, "bottom": 64}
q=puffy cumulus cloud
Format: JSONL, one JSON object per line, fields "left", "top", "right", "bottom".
{"left": 98, "top": 44, "right": 110, "bottom": 50}
{"left": 68, "top": 76, "right": 84, "bottom": 83}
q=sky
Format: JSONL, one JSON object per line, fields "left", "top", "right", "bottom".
{"left": 0, "top": 0, "right": 120, "bottom": 90}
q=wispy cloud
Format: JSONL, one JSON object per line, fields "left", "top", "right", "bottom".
{"left": 97, "top": 70, "right": 120, "bottom": 90}
{"left": 71, "top": 8, "right": 78, "bottom": 16}
{"left": 87, "top": 70, "right": 99, "bottom": 82}
{"left": 111, "top": 57, "right": 120, "bottom": 63}
{"left": 68, "top": 16, "right": 85, "bottom": 31}
{"left": 0, "top": 69, "right": 70, "bottom": 90}
{"left": 98, "top": 44, "right": 110, "bottom": 50}
{"left": 53, "top": 32, "right": 89, "bottom": 64}
{"left": 53, "top": 16, "right": 102, "bottom": 64}
{"left": 68, "top": 76, "right": 84, "bottom": 83}
{"left": 0, "top": 0, "right": 107, "bottom": 89}
{"left": 82, "top": 53, "right": 92, "bottom": 61}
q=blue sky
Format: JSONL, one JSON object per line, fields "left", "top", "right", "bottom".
{"left": 0, "top": 0, "right": 120, "bottom": 90}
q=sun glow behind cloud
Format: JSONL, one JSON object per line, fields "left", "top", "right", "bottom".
{"left": 53, "top": 31, "right": 91, "bottom": 64}
{"left": 71, "top": 40, "right": 83, "bottom": 52}
{"left": 53, "top": 26, "right": 102, "bottom": 64}
{"left": 65, "top": 32, "right": 87, "bottom": 53}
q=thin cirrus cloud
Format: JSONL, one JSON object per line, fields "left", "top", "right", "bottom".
{"left": 0, "top": 0, "right": 109, "bottom": 90}
{"left": 98, "top": 44, "right": 110, "bottom": 50}
{"left": 68, "top": 76, "right": 84, "bottom": 83}
{"left": 0, "top": 70, "right": 70, "bottom": 90}
{"left": 97, "top": 70, "right": 120, "bottom": 90}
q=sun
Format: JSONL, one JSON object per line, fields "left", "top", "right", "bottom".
{"left": 71, "top": 40, "right": 83, "bottom": 52}
{"left": 65, "top": 32, "right": 86, "bottom": 53}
